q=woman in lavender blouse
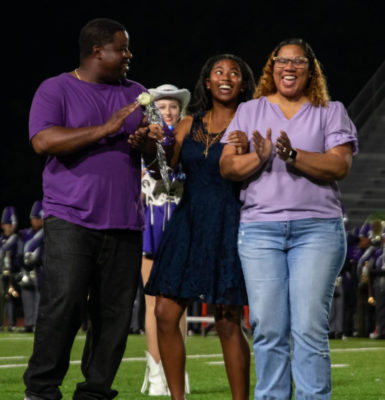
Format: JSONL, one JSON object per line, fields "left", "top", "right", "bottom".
{"left": 220, "top": 38, "right": 358, "bottom": 400}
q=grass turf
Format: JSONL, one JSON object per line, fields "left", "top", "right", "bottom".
{"left": 0, "top": 331, "right": 384, "bottom": 399}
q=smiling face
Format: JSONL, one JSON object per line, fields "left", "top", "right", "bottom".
{"left": 98, "top": 30, "right": 133, "bottom": 83}
{"left": 272, "top": 44, "right": 310, "bottom": 101}
{"left": 206, "top": 58, "right": 243, "bottom": 106}
{"left": 156, "top": 98, "right": 181, "bottom": 127}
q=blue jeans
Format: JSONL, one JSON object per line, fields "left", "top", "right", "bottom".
{"left": 24, "top": 217, "right": 142, "bottom": 400}
{"left": 238, "top": 218, "right": 346, "bottom": 400}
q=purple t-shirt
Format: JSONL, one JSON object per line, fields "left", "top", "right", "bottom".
{"left": 29, "top": 73, "right": 147, "bottom": 230}
{"left": 222, "top": 96, "right": 358, "bottom": 222}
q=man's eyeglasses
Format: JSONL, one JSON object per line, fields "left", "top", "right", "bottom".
{"left": 273, "top": 56, "right": 309, "bottom": 68}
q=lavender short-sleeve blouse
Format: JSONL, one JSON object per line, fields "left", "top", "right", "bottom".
{"left": 222, "top": 97, "right": 358, "bottom": 222}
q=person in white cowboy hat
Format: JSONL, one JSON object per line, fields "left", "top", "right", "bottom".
{"left": 140, "top": 83, "right": 191, "bottom": 396}
{"left": 149, "top": 84, "right": 191, "bottom": 126}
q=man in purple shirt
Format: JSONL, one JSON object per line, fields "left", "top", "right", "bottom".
{"left": 24, "top": 18, "right": 159, "bottom": 400}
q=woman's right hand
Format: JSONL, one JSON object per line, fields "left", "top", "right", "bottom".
{"left": 252, "top": 128, "right": 272, "bottom": 163}
{"left": 226, "top": 130, "right": 249, "bottom": 154}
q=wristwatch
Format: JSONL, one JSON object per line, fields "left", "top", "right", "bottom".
{"left": 286, "top": 149, "right": 297, "bottom": 164}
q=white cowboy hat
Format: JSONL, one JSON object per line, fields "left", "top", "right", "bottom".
{"left": 148, "top": 84, "right": 191, "bottom": 111}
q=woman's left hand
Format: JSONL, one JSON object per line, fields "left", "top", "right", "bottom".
{"left": 276, "top": 130, "right": 293, "bottom": 161}
{"left": 276, "top": 129, "right": 354, "bottom": 181}
{"left": 226, "top": 130, "right": 249, "bottom": 154}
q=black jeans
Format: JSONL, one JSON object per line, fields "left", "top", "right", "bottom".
{"left": 24, "top": 217, "right": 142, "bottom": 400}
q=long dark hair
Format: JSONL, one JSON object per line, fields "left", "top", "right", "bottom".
{"left": 188, "top": 53, "right": 256, "bottom": 113}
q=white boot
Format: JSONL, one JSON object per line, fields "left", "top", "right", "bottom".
{"left": 141, "top": 351, "right": 169, "bottom": 396}
{"left": 185, "top": 371, "right": 191, "bottom": 394}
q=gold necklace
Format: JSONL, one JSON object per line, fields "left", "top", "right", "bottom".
{"left": 203, "top": 111, "right": 213, "bottom": 158}
{"left": 74, "top": 68, "right": 81, "bottom": 80}
{"left": 203, "top": 110, "right": 234, "bottom": 158}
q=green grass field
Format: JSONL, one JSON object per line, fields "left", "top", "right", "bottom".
{"left": 0, "top": 331, "right": 384, "bottom": 399}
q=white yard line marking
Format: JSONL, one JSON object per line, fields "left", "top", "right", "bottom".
{"left": 0, "top": 363, "right": 28, "bottom": 368}
{"left": 187, "top": 354, "right": 223, "bottom": 359}
{"left": 0, "top": 354, "right": 224, "bottom": 369}
{"left": 1, "top": 347, "right": 383, "bottom": 369}
{"left": 331, "top": 347, "right": 385, "bottom": 352}
{"left": 194, "top": 361, "right": 350, "bottom": 368}
{"left": 0, "top": 356, "right": 26, "bottom": 360}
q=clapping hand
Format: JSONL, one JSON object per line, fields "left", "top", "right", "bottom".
{"left": 252, "top": 128, "right": 272, "bottom": 163}
{"left": 105, "top": 101, "right": 141, "bottom": 136}
{"left": 276, "top": 130, "right": 292, "bottom": 161}
{"left": 226, "top": 130, "right": 249, "bottom": 154}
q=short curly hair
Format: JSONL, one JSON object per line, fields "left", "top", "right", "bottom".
{"left": 254, "top": 38, "right": 330, "bottom": 107}
{"left": 79, "top": 18, "right": 126, "bottom": 60}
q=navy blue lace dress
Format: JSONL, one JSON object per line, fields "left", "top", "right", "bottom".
{"left": 144, "top": 112, "right": 247, "bottom": 305}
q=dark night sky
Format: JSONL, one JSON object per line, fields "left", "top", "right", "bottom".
{"left": 3, "top": 0, "right": 385, "bottom": 228}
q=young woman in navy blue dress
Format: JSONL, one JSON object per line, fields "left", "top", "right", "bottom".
{"left": 145, "top": 54, "right": 255, "bottom": 400}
